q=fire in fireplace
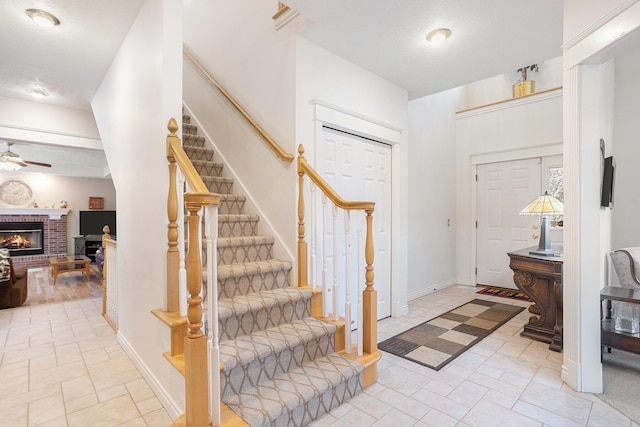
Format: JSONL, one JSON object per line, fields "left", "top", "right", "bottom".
{"left": 0, "top": 222, "right": 44, "bottom": 256}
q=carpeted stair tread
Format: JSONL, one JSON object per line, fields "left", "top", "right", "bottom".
{"left": 218, "top": 287, "right": 310, "bottom": 321}
{"left": 219, "top": 214, "right": 260, "bottom": 238}
{"left": 218, "top": 235, "right": 275, "bottom": 248}
{"left": 191, "top": 159, "right": 224, "bottom": 173}
{"left": 183, "top": 133, "right": 206, "bottom": 147}
{"left": 218, "top": 259, "right": 291, "bottom": 280}
{"left": 219, "top": 194, "right": 247, "bottom": 215}
{"left": 183, "top": 123, "right": 198, "bottom": 134}
{"left": 219, "top": 214, "right": 260, "bottom": 221}
{"left": 218, "top": 237, "right": 275, "bottom": 264}
{"left": 220, "top": 317, "right": 336, "bottom": 372}
{"left": 224, "top": 354, "right": 364, "bottom": 427}
{"left": 202, "top": 175, "right": 234, "bottom": 184}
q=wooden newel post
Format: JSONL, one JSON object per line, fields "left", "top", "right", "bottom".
{"left": 362, "top": 209, "right": 377, "bottom": 355}
{"left": 184, "top": 198, "right": 209, "bottom": 427}
{"left": 101, "top": 225, "right": 111, "bottom": 315}
{"left": 297, "top": 144, "right": 308, "bottom": 288}
{"left": 166, "top": 118, "right": 180, "bottom": 313}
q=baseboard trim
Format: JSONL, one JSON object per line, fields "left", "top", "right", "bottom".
{"left": 117, "top": 333, "right": 182, "bottom": 420}
{"left": 561, "top": 357, "right": 579, "bottom": 391}
{"left": 408, "top": 279, "right": 457, "bottom": 301}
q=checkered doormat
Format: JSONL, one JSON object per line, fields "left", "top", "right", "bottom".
{"left": 378, "top": 299, "right": 524, "bottom": 371}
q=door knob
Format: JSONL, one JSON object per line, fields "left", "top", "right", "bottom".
{"left": 532, "top": 234, "right": 539, "bottom": 239}
{"left": 532, "top": 224, "right": 539, "bottom": 230}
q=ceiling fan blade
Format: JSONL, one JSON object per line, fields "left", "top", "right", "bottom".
{"left": 24, "top": 160, "right": 52, "bottom": 168}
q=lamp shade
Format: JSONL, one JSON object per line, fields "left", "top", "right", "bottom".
{"left": 519, "top": 191, "right": 563, "bottom": 216}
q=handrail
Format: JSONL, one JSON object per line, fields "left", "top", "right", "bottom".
{"left": 297, "top": 143, "right": 377, "bottom": 360}
{"left": 183, "top": 47, "right": 295, "bottom": 163}
{"left": 165, "top": 118, "right": 221, "bottom": 425}
{"left": 297, "top": 145, "right": 375, "bottom": 211}
{"left": 166, "top": 118, "right": 211, "bottom": 194}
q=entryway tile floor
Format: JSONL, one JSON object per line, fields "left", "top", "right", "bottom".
{"left": 0, "top": 285, "right": 636, "bottom": 426}
{"left": 0, "top": 297, "right": 172, "bottom": 427}
{"left": 312, "top": 285, "right": 638, "bottom": 427}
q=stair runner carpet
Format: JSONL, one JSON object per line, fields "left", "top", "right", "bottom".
{"left": 182, "top": 112, "right": 364, "bottom": 426}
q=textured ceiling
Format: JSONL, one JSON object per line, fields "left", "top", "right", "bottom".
{"left": 0, "top": 0, "right": 145, "bottom": 110}
{"left": 0, "top": 0, "right": 145, "bottom": 178}
{"left": 0, "top": 0, "right": 563, "bottom": 177}
{"left": 284, "top": 0, "right": 563, "bottom": 99}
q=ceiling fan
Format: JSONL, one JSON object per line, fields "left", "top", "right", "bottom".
{"left": 0, "top": 142, "right": 52, "bottom": 171}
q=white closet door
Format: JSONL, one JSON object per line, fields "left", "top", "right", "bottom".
{"left": 316, "top": 126, "right": 392, "bottom": 321}
{"left": 477, "top": 158, "right": 542, "bottom": 289}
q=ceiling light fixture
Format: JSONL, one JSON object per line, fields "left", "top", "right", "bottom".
{"left": 426, "top": 28, "right": 452, "bottom": 44}
{"left": 0, "top": 144, "right": 27, "bottom": 171}
{"left": 28, "top": 88, "right": 49, "bottom": 98}
{"left": 25, "top": 9, "right": 60, "bottom": 27}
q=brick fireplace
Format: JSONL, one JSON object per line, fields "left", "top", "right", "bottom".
{"left": 0, "top": 209, "right": 70, "bottom": 270}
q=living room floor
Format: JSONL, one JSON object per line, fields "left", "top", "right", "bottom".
{"left": 0, "top": 285, "right": 635, "bottom": 426}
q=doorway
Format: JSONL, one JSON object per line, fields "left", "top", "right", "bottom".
{"left": 476, "top": 155, "right": 564, "bottom": 289}
{"left": 315, "top": 126, "right": 392, "bottom": 322}
{"left": 476, "top": 158, "right": 542, "bottom": 289}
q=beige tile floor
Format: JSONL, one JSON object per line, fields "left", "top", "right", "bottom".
{"left": 1, "top": 285, "right": 636, "bottom": 426}
{"left": 0, "top": 297, "right": 172, "bottom": 427}
{"left": 313, "top": 285, "right": 639, "bottom": 427}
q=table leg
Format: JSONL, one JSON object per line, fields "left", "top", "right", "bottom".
{"left": 85, "top": 262, "right": 90, "bottom": 281}
{"left": 52, "top": 265, "right": 58, "bottom": 285}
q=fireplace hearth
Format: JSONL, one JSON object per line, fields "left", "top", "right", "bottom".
{"left": 0, "top": 221, "right": 44, "bottom": 256}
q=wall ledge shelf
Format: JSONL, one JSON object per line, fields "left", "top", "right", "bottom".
{"left": 0, "top": 208, "right": 71, "bottom": 220}
{"left": 456, "top": 86, "right": 563, "bottom": 117}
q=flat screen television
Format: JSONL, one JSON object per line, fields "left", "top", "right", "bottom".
{"left": 600, "top": 156, "right": 615, "bottom": 208}
{"left": 79, "top": 210, "right": 116, "bottom": 236}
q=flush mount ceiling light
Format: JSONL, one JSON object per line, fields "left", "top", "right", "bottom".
{"left": 25, "top": 9, "right": 60, "bottom": 27}
{"left": 27, "top": 88, "right": 49, "bottom": 99}
{"left": 426, "top": 28, "right": 452, "bottom": 44}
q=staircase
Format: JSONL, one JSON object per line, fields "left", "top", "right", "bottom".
{"left": 179, "top": 112, "right": 365, "bottom": 426}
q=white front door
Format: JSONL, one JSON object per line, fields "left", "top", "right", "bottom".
{"left": 316, "top": 126, "right": 392, "bottom": 321}
{"left": 476, "top": 158, "right": 542, "bottom": 288}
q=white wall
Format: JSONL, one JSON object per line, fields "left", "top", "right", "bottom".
{"left": 183, "top": 0, "right": 309, "bottom": 259}
{"left": 295, "top": 38, "right": 409, "bottom": 316}
{"left": 561, "top": 0, "right": 640, "bottom": 393}
{"left": 455, "top": 89, "right": 563, "bottom": 285}
{"left": 91, "top": 0, "right": 184, "bottom": 416}
{"left": 462, "top": 57, "right": 563, "bottom": 109}
{"left": 0, "top": 172, "right": 115, "bottom": 253}
{"left": 407, "top": 89, "right": 460, "bottom": 300}
{"left": 0, "top": 97, "right": 100, "bottom": 139}
{"left": 564, "top": 0, "right": 635, "bottom": 46}
{"left": 612, "top": 48, "right": 640, "bottom": 249}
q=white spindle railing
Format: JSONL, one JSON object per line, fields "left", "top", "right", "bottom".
{"left": 104, "top": 239, "right": 118, "bottom": 329}
{"left": 332, "top": 204, "right": 339, "bottom": 321}
{"left": 322, "top": 194, "right": 329, "bottom": 318}
{"left": 204, "top": 205, "right": 220, "bottom": 426}
{"left": 297, "top": 144, "right": 376, "bottom": 356}
{"left": 357, "top": 229, "right": 363, "bottom": 356}
{"left": 344, "top": 210, "right": 351, "bottom": 351}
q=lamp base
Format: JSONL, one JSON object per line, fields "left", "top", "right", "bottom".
{"left": 529, "top": 247, "right": 558, "bottom": 257}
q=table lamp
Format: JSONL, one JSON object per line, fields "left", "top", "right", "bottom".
{"left": 519, "top": 191, "right": 564, "bottom": 256}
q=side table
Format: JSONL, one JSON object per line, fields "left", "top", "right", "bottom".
{"left": 600, "top": 286, "right": 640, "bottom": 356}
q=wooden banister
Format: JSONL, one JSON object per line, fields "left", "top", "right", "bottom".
{"left": 165, "top": 118, "right": 220, "bottom": 426}
{"left": 183, "top": 47, "right": 295, "bottom": 163}
{"left": 297, "top": 145, "right": 374, "bottom": 211}
{"left": 297, "top": 143, "right": 377, "bottom": 360}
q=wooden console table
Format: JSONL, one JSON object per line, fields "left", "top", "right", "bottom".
{"left": 508, "top": 246, "right": 563, "bottom": 351}
{"left": 50, "top": 255, "right": 91, "bottom": 285}
{"left": 601, "top": 286, "right": 640, "bottom": 355}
